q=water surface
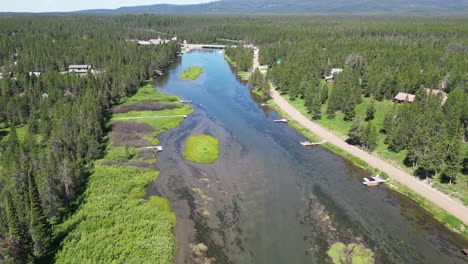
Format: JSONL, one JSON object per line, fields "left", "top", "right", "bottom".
{"left": 147, "top": 50, "right": 468, "bottom": 264}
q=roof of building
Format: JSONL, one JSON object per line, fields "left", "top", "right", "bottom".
{"left": 424, "top": 88, "right": 442, "bottom": 95}
{"left": 394, "top": 92, "right": 416, "bottom": 102}
{"left": 64, "top": 90, "right": 74, "bottom": 96}
{"left": 330, "top": 68, "right": 343, "bottom": 75}
{"left": 29, "top": 72, "right": 41, "bottom": 77}
{"left": 69, "top": 65, "right": 91, "bottom": 69}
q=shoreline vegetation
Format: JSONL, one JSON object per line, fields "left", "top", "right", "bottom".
{"left": 179, "top": 66, "right": 204, "bottom": 80}
{"left": 267, "top": 97, "right": 468, "bottom": 238}
{"left": 54, "top": 82, "right": 193, "bottom": 262}
{"left": 223, "top": 50, "right": 467, "bottom": 237}
{"left": 183, "top": 134, "right": 219, "bottom": 164}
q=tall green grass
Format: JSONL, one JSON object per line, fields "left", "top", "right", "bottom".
{"left": 54, "top": 83, "right": 188, "bottom": 263}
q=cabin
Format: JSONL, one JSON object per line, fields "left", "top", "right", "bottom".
{"left": 425, "top": 88, "right": 448, "bottom": 104}
{"left": 394, "top": 92, "right": 416, "bottom": 103}
{"left": 325, "top": 68, "right": 343, "bottom": 82}
{"left": 68, "top": 65, "right": 92, "bottom": 75}
{"left": 137, "top": 40, "right": 152, "bottom": 46}
{"left": 259, "top": 65, "right": 269, "bottom": 74}
{"left": 28, "top": 72, "right": 41, "bottom": 77}
{"left": 19, "top": 92, "right": 26, "bottom": 97}
{"left": 330, "top": 68, "right": 343, "bottom": 75}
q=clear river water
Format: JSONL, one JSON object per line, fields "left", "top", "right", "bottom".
{"left": 147, "top": 50, "right": 468, "bottom": 264}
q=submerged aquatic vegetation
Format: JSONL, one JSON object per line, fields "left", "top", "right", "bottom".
{"left": 327, "top": 242, "right": 375, "bottom": 264}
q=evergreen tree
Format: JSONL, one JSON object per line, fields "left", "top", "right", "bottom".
{"left": 366, "top": 98, "right": 376, "bottom": 121}
{"left": 443, "top": 126, "right": 464, "bottom": 184}
{"left": 364, "top": 121, "right": 378, "bottom": 151}
{"left": 28, "top": 170, "right": 52, "bottom": 256}
{"left": 4, "top": 193, "right": 29, "bottom": 263}
{"left": 347, "top": 118, "right": 364, "bottom": 145}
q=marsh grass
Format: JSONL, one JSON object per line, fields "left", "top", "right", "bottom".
{"left": 54, "top": 82, "right": 190, "bottom": 263}
{"left": 183, "top": 134, "right": 219, "bottom": 164}
{"left": 179, "top": 66, "right": 204, "bottom": 80}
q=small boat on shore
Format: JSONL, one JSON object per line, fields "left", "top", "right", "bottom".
{"left": 180, "top": 100, "right": 193, "bottom": 104}
{"left": 260, "top": 103, "right": 268, "bottom": 106}
{"left": 300, "top": 140, "right": 327, "bottom": 146}
{"left": 274, "top": 118, "right": 288, "bottom": 123}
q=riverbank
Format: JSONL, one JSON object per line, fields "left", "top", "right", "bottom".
{"left": 245, "top": 51, "right": 468, "bottom": 237}
{"left": 269, "top": 88, "right": 468, "bottom": 236}
{"left": 54, "top": 82, "right": 193, "bottom": 262}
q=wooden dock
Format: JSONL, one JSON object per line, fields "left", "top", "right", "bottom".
{"left": 139, "top": 146, "right": 163, "bottom": 152}
{"left": 362, "top": 175, "right": 388, "bottom": 186}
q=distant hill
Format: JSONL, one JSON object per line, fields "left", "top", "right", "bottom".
{"left": 78, "top": 0, "right": 467, "bottom": 15}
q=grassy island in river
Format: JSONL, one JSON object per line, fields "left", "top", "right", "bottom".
{"left": 183, "top": 134, "right": 219, "bottom": 163}
{"left": 179, "top": 66, "right": 204, "bottom": 80}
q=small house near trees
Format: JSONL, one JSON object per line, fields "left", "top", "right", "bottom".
{"left": 68, "top": 65, "right": 92, "bottom": 75}
{"left": 325, "top": 68, "right": 343, "bottom": 82}
{"left": 394, "top": 92, "right": 416, "bottom": 103}
{"left": 64, "top": 90, "right": 74, "bottom": 97}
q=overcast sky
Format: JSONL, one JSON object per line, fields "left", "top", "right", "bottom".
{"left": 1, "top": 0, "right": 215, "bottom": 13}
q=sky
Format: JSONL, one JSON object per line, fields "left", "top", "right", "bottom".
{"left": 0, "top": 0, "right": 215, "bottom": 13}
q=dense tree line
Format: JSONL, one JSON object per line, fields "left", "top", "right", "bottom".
{"left": 0, "top": 13, "right": 466, "bottom": 262}
{"left": 0, "top": 16, "right": 179, "bottom": 263}
{"left": 224, "top": 46, "right": 252, "bottom": 71}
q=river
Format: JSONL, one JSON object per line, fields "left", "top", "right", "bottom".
{"left": 146, "top": 50, "right": 468, "bottom": 264}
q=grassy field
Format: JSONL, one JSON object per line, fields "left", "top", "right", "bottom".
{"left": 183, "top": 134, "right": 219, "bottom": 163}
{"left": 54, "top": 82, "right": 191, "bottom": 263}
{"left": 179, "top": 66, "right": 204, "bottom": 80}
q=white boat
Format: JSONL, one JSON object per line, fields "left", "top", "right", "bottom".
{"left": 299, "top": 140, "right": 327, "bottom": 146}
{"left": 274, "top": 118, "right": 288, "bottom": 123}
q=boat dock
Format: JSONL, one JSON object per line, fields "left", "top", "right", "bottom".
{"left": 139, "top": 146, "right": 163, "bottom": 152}
{"left": 362, "top": 175, "right": 388, "bottom": 186}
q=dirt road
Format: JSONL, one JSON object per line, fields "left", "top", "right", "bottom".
{"left": 270, "top": 88, "right": 468, "bottom": 224}
{"left": 252, "top": 50, "right": 468, "bottom": 225}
